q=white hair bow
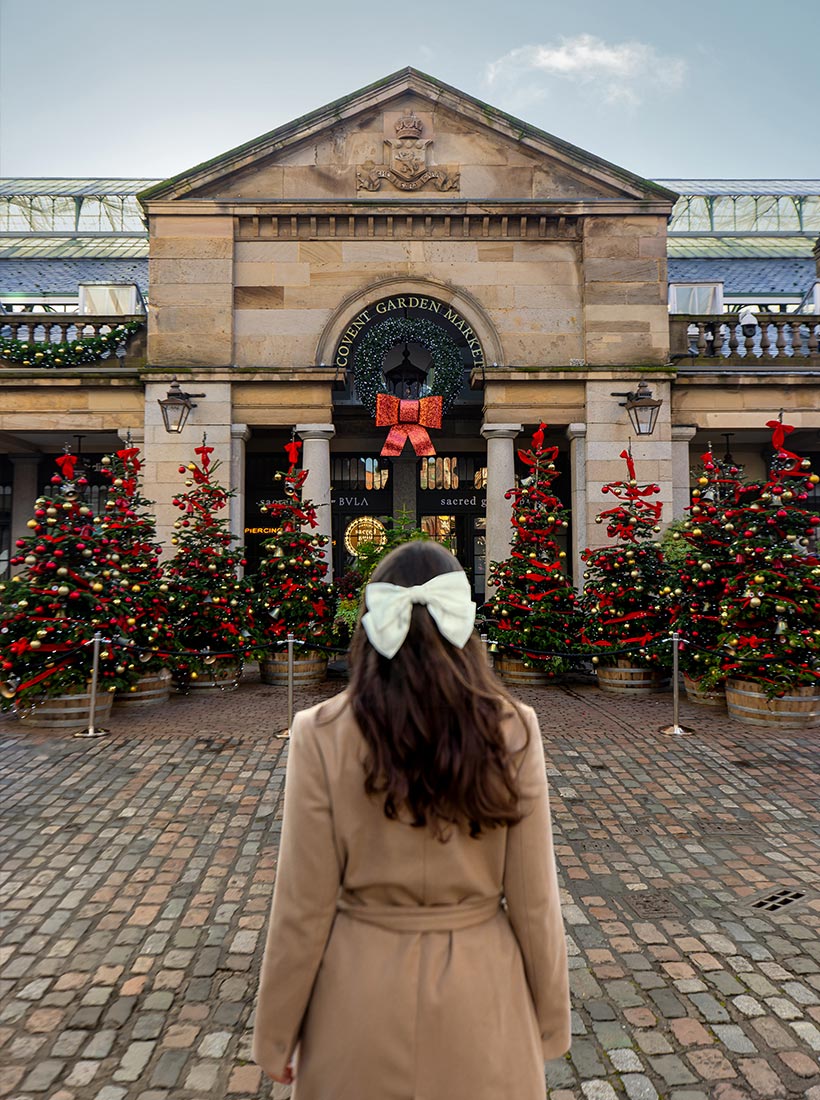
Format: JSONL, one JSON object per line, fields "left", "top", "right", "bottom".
{"left": 362, "top": 572, "right": 477, "bottom": 659}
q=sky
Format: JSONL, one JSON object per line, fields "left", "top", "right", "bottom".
{"left": 1, "top": 0, "right": 818, "bottom": 183}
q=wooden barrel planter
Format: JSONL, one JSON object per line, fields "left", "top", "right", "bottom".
{"left": 683, "top": 673, "right": 726, "bottom": 708}
{"left": 494, "top": 656, "right": 558, "bottom": 687}
{"left": 726, "top": 678, "right": 820, "bottom": 730}
{"left": 18, "top": 686, "right": 114, "bottom": 733}
{"left": 596, "top": 661, "right": 670, "bottom": 695}
{"left": 115, "top": 669, "right": 172, "bottom": 709}
{"left": 173, "top": 659, "right": 241, "bottom": 693}
{"left": 260, "top": 650, "right": 328, "bottom": 687}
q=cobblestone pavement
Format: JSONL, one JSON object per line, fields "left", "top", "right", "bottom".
{"left": 1, "top": 672, "right": 819, "bottom": 1100}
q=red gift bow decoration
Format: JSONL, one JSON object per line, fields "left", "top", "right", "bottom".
{"left": 56, "top": 454, "right": 77, "bottom": 480}
{"left": 375, "top": 394, "right": 442, "bottom": 457}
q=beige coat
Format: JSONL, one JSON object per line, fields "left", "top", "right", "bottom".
{"left": 253, "top": 692, "right": 570, "bottom": 1100}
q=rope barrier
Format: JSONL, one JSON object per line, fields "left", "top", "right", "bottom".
{"left": 3, "top": 629, "right": 753, "bottom": 667}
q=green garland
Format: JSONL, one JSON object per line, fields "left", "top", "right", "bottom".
{"left": 0, "top": 320, "right": 143, "bottom": 368}
{"left": 353, "top": 316, "right": 465, "bottom": 416}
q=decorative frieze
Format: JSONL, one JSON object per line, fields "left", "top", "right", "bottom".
{"left": 234, "top": 211, "right": 579, "bottom": 242}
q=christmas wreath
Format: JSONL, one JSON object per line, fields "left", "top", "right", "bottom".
{"left": 353, "top": 316, "right": 464, "bottom": 416}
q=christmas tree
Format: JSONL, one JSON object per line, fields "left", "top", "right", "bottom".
{"left": 253, "top": 441, "right": 333, "bottom": 651}
{"left": 669, "top": 445, "right": 748, "bottom": 683}
{"left": 0, "top": 453, "right": 130, "bottom": 706}
{"left": 486, "top": 423, "right": 579, "bottom": 676}
{"left": 164, "top": 442, "right": 255, "bottom": 686}
{"left": 702, "top": 418, "right": 820, "bottom": 694}
{"left": 95, "top": 445, "right": 175, "bottom": 687}
{"left": 580, "top": 448, "right": 673, "bottom": 670}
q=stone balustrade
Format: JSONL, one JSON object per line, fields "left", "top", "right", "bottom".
{"left": 670, "top": 313, "right": 820, "bottom": 366}
{"left": 0, "top": 314, "right": 146, "bottom": 368}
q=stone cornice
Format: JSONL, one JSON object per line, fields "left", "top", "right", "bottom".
{"left": 143, "top": 198, "right": 673, "bottom": 218}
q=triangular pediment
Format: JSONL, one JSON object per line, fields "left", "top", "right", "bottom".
{"left": 140, "top": 69, "right": 676, "bottom": 207}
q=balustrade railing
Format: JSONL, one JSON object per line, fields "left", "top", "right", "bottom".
{"left": 670, "top": 313, "right": 820, "bottom": 366}
{"left": 0, "top": 313, "right": 145, "bottom": 368}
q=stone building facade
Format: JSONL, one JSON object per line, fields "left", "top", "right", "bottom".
{"left": 2, "top": 69, "right": 818, "bottom": 591}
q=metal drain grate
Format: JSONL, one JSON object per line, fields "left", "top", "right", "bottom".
{"left": 750, "top": 888, "right": 807, "bottom": 913}
{"left": 693, "top": 818, "right": 759, "bottom": 838}
{"left": 580, "top": 840, "right": 618, "bottom": 852}
{"left": 622, "top": 891, "right": 681, "bottom": 918}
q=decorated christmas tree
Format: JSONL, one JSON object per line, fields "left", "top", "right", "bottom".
{"left": 580, "top": 448, "right": 673, "bottom": 670}
{"left": 164, "top": 442, "right": 255, "bottom": 686}
{"left": 95, "top": 445, "right": 175, "bottom": 686}
{"left": 702, "top": 418, "right": 820, "bottom": 694}
{"left": 253, "top": 441, "right": 333, "bottom": 651}
{"left": 669, "top": 445, "right": 748, "bottom": 683}
{"left": 486, "top": 423, "right": 579, "bottom": 675}
{"left": 0, "top": 453, "right": 130, "bottom": 706}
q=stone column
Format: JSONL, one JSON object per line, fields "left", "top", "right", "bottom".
{"left": 481, "top": 423, "right": 522, "bottom": 571}
{"left": 672, "top": 425, "right": 697, "bottom": 520}
{"left": 230, "top": 424, "right": 251, "bottom": 565}
{"left": 296, "top": 424, "right": 335, "bottom": 581}
{"left": 10, "top": 454, "right": 41, "bottom": 547}
{"left": 141, "top": 381, "right": 233, "bottom": 555}
{"left": 584, "top": 379, "right": 674, "bottom": 554}
{"left": 566, "top": 424, "right": 587, "bottom": 592}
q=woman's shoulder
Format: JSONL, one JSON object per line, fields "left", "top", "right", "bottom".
{"left": 290, "top": 691, "right": 358, "bottom": 754}
{"left": 499, "top": 699, "right": 538, "bottom": 757}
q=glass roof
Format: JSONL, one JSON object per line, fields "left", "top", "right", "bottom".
{"left": 0, "top": 179, "right": 159, "bottom": 196}
{"left": 656, "top": 180, "right": 820, "bottom": 196}
{"left": 0, "top": 237, "right": 149, "bottom": 259}
{"left": 667, "top": 237, "right": 815, "bottom": 258}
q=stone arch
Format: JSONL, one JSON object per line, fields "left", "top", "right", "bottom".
{"left": 315, "top": 275, "right": 504, "bottom": 368}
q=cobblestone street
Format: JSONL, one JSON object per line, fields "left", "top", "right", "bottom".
{"left": 1, "top": 673, "right": 819, "bottom": 1100}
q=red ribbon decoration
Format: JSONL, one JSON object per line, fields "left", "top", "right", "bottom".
{"left": 56, "top": 454, "right": 77, "bottom": 480}
{"left": 375, "top": 394, "right": 442, "bottom": 457}
{"left": 284, "top": 441, "right": 302, "bottom": 470}
{"left": 619, "top": 449, "right": 636, "bottom": 480}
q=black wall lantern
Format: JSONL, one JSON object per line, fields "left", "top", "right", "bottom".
{"left": 158, "top": 379, "right": 206, "bottom": 434}
{"left": 611, "top": 379, "right": 663, "bottom": 436}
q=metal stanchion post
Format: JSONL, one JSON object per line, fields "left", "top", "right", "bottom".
{"left": 287, "top": 633, "right": 294, "bottom": 733}
{"left": 660, "top": 631, "right": 694, "bottom": 736}
{"left": 75, "top": 631, "right": 110, "bottom": 739}
{"left": 481, "top": 633, "right": 491, "bottom": 668}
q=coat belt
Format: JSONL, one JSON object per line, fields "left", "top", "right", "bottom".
{"left": 336, "top": 892, "right": 502, "bottom": 932}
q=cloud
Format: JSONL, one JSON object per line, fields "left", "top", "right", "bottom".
{"left": 487, "top": 34, "right": 685, "bottom": 106}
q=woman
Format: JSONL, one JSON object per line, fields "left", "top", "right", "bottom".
{"left": 253, "top": 540, "right": 570, "bottom": 1099}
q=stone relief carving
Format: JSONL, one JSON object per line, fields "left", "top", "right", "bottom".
{"left": 357, "top": 113, "right": 459, "bottom": 193}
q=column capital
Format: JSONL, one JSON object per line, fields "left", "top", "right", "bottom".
{"left": 296, "top": 423, "right": 336, "bottom": 442}
{"left": 231, "top": 423, "right": 251, "bottom": 443}
{"left": 566, "top": 423, "right": 587, "bottom": 441}
{"left": 671, "top": 424, "right": 698, "bottom": 442}
{"left": 481, "top": 422, "right": 522, "bottom": 441}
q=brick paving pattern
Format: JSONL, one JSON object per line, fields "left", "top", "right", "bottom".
{"left": 1, "top": 671, "right": 819, "bottom": 1099}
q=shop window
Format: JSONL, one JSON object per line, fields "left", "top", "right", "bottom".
{"left": 419, "top": 456, "right": 487, "bottom": 491}
{"left": 332, "top": 456, "right": 389, "bottom": 491}
{"left": 421, "top": 515, "right": 456, "bottom": 550}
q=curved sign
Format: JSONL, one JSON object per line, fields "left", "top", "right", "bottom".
{"left": 334, "top": 294, "right": 485, "bottom": 371}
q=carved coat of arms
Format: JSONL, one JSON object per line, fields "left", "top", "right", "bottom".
{"left": 357, "top": 113, "right": 459, "bottom": 193}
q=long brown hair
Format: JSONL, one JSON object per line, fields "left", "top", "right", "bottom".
{"left": 347, "top": 540, "right": 528, "bottom": 839}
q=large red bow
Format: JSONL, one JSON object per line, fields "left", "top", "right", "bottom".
{"left": 376, "top": 394, "right": 442, "bottom": 457}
